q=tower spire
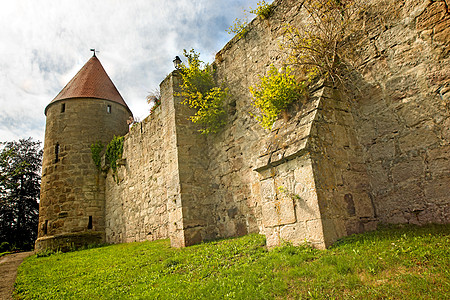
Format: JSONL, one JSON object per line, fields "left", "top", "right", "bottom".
{"left": 46, "top": 54, "right": 131, "bottom": 115}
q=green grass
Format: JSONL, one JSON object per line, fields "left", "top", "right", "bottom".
{"left": 14, "top": 224, "right": 450, "bottom": 299}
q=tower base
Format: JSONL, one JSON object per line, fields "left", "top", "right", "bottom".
{"left": 35, "top": 231, "right": 105, "bottom": 252}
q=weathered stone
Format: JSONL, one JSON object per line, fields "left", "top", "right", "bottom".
{"left": 305, "top": 219, "right": 325, "bottom": 249}
{"left": 368, "top": 140, "right": 396, "bottom": 161}
{"left": 260, "top": 178, "right": 276, "bottom": 203}
{"left": 38, "top": 0, "right": 450, "bottom": 252}
{"left": 416, "top": 2, "right": 448, "bottom": 30}
{"left": 279, "top": 222, "right": 307, "bottom": 245}
{"left": 391, "top": 158, "right": 425, "bottom": 184}
{"left": 262, "top": 198, "right": 296, "bottom": 228}
{"left": 427, "top": 145, "right": 450, "bottom": 177}
{"left": 399, "top": 128, "right": 440, "bottom": 153}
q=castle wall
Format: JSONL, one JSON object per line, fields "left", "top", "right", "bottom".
{"left": 309, "top": 87, "right": 377, "bottom": 247}
{"left": 103, "top": 0, "right": 449, "bottom": 248}
{"left": 350, "top": 0, "right": 450, "bottom": 225}
{"left": 167, "top": 75, "right": 215, "bottom": 246}
{"left": 205, "top": 0, "right": 307, "bottom": 244}
{"left": 206, "top": 0, "right": 376, "bottom": 247}
{"left": 104, "top": 88, "right": 171, "bottom": 244}
{"left": 104, "top": 73, "right": 213, "bottom": 247}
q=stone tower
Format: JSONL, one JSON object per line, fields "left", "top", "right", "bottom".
{"left": 35, "top": 54, "right": 132, "bottom": 251}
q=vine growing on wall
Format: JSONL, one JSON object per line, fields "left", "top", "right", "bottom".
{"left": 90, "top": 141, "right": 104, "bottom": 170}
{"left": 179, "top": 49, "right": 228, "bottom": 135}
{"left": 105, "top": 135, "right": 124, "bottom": 173}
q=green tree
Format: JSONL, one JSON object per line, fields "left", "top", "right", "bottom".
{"left": 0, "top": 138, "right": 42, "bottom": 250}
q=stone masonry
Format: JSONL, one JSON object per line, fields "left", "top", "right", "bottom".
{"left": 103, "top": 0, "right": 449, "bottom": 249}
{"left": 39, "top": 0, "right": 449, "bottom": 251}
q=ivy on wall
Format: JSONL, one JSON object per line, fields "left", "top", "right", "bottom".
{"left": 90, "top": 136, "right": 124, "bottom": 183}
{"left": 105, "top": 135, "right": 124, "bottom": 173}
{"left": 90, "top": 141, "right": 104, "bottom": 171}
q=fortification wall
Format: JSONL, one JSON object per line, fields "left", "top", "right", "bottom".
{"left": 103, "top": 0, "right": 449, "bottom": 248}
{"left": 206, "top": 0, "right": 310, "bottom": 245}
{"left": 207, "top": 0, "right": 377, "bottom": 247}
{"left": 350, "top": 0, "right": 450, "bottom": 225}
{"left": 104, "top": 94, "right": 171, "bottom": 244}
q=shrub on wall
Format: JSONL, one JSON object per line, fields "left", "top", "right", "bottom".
{"left": 147, "top": 89, "right": 161, "bottom": 115}
{"left": 226, "top": 18, "right": 249, "bottom": 40}
{"left": 227, "top": 0, "right": 274, "bottom": 39}
{"left": 249, "top": 0, "right": 364, "bottom": 129}
{"left": 249, "top": 65, "right": 305, "bottom": 129}
{"left": 179, "top": 49, "right": 228, "bottom": 135}
{"left": 250, "top": 0, "right": 274, "bottom": 19}
{"left": 282, "top": 0, "right": 365, "bottom": 86}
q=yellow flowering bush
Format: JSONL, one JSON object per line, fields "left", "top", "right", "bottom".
{"left": 249, "top": 65, "right": 304, "bottom": 129}
{"left": 227, "top": 1, "right": 274, "bottom": 40}
{"left": 179, "top": 49, "right": 227, "bottom": 134}
{"left": 226, "top": 18, "right": 249, "bottom": 40}
{"left": 250, "top": 1, "right": 274, "bottom": 19}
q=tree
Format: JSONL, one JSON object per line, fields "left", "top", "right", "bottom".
{"left": 0, "top": 138, "right": 42, "bottom": 250}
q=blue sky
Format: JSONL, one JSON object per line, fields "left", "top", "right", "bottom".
{"left": 0, "top": 0, "right": 261, "bottom": 143}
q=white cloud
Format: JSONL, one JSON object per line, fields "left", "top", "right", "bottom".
{"left": 0, "top": 0, "right": 260, "bottom": 142}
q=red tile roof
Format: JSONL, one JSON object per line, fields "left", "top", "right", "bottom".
{"left": 46, "top": 55, "right": 131, "bottom": 114}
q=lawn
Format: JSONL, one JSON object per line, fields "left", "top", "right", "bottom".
{"left": 14, "top": 224, "right": 450, "bottom": 299}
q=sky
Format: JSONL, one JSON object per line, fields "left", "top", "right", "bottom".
{"left": 0, "top": 0, "right": 260, "bottom": 143}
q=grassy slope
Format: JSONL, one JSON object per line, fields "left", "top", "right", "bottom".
{"left": 14, "top": 224, "right": 450, "bottom": 299}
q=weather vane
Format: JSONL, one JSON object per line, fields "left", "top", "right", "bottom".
{"left": 90, "top": 49, "right": 99, "bottom": 57}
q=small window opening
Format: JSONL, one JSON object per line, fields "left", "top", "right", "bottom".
{"left": 43, "top": 220, "right": 48, "bottom": 235}
{"left": 107, "top": 105, "right": 111, "bottom": 114}
{"left": 88, "top": 216, "right": 93, "bottom": 229}
{"left": 55, "top": 143, "right": 60, "bottom": 163}
{"left": 61, "top": 103, "right": 65, "bottom": 113}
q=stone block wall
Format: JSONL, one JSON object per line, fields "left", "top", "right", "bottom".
{"left": 205, "top": 0, "right": 308, "bottom": 244}
{"left": 309, "top": 87, "right": 377, "bottom": 247}
{"left": 104, "top": 93, "right": 171, "bottom": 244}
{"left": 104, "top": 72, "right": 213, "bottom": 247}
{"left": 102, "top": 0, "right": 449, "bottom": 249}
{"left": 351, "top": 0, "right": 450, "bottom": 225}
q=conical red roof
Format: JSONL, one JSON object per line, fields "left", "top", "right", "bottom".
{"left": 46, "top": 55, "right": 130, "bottom": 114}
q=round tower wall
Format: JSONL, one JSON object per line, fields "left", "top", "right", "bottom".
{"left": 35, "top": 98, "right": 131, "bottom": 251}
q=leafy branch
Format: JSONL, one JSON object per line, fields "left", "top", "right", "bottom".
{"left": 250, "top": 65, "right": 305, "bottom": 129}
{"left": 179, "top": 49, "right": 227, "bottom": 135}
{"left": 281, "top": 0, "right": 366, "bottom": 86}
